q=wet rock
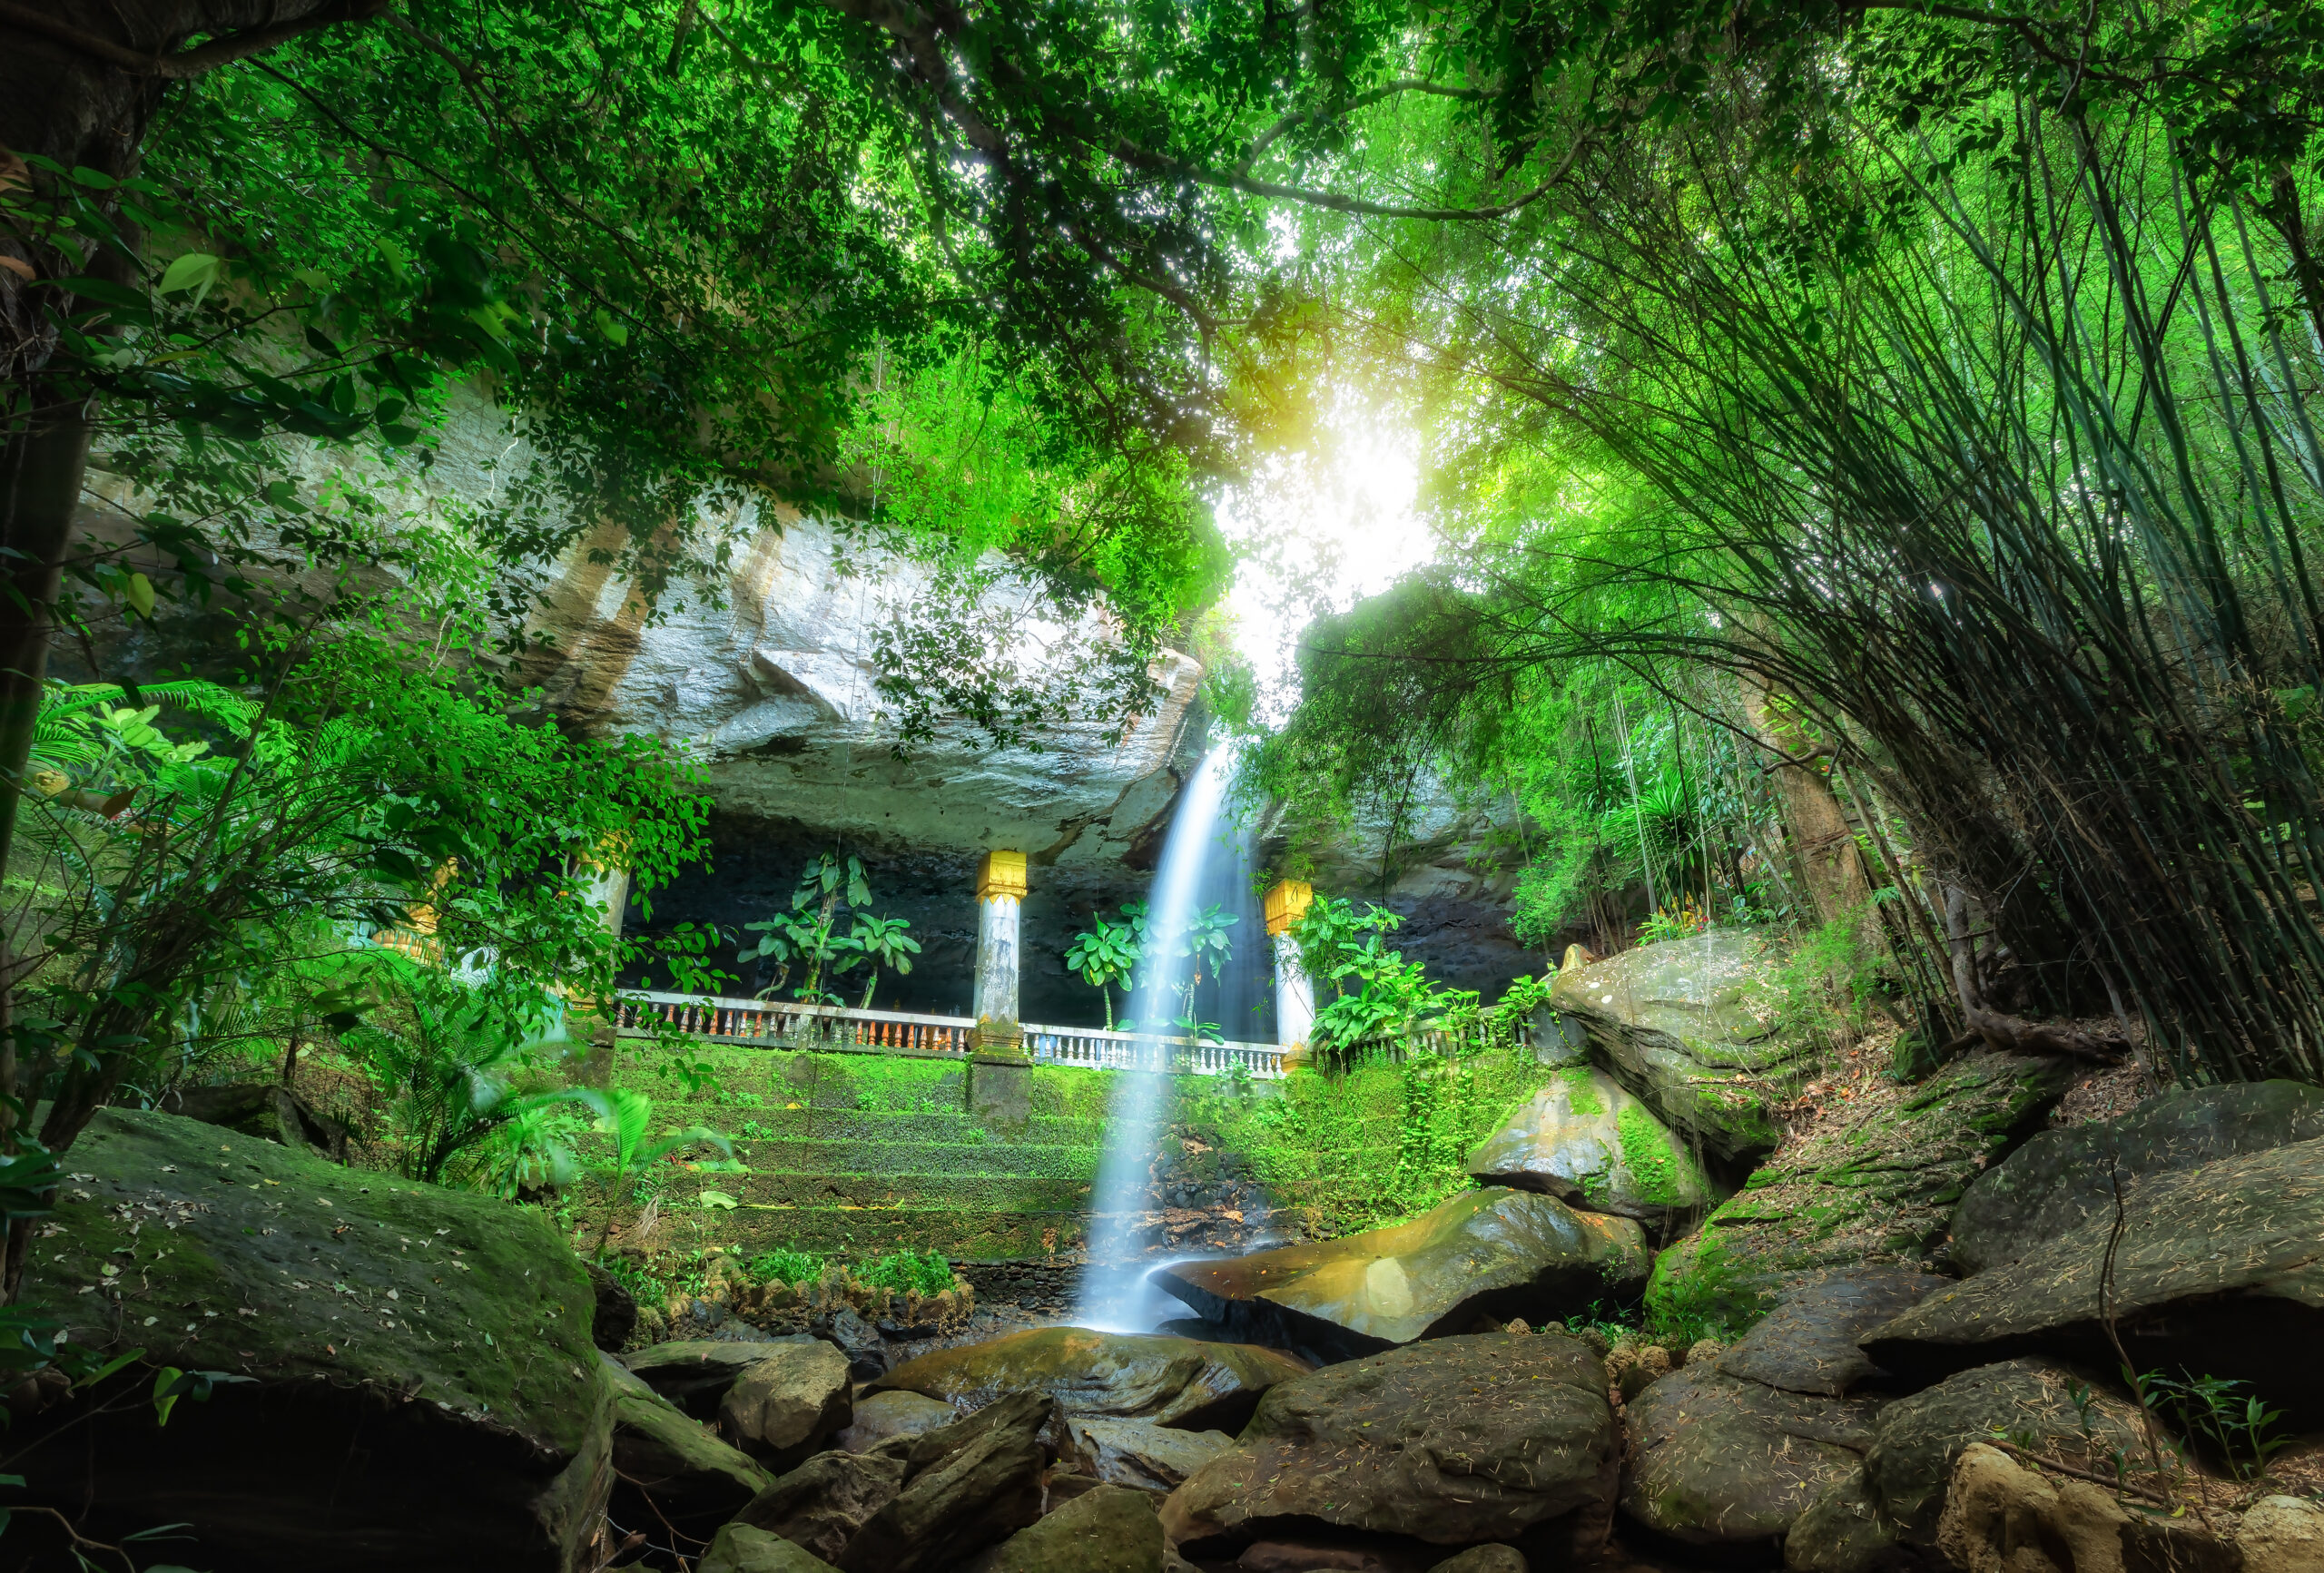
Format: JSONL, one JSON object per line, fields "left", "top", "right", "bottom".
{"left": 1863, "top": 1137, "right": 2324, "bottom": 1426}
{"left": 961, "top": 1482, "right": 1167, "bottom": 1573}
{"left": 1152, "top": 1189, "right": 1650, "bottom": 1365}
{"left": 1464, "top": 1067, "right": 1718, "bottom": 1225}
{"left": 839, "top": 1391, "right": 1053, "bottom": 1573}
{"left": 587, "top": 1261, "right": 639, "bottom": 1352}
{"left": 14, "top": 1106, "right": 610, "bottom": 1571}
{"left": 721, "top": 1340, "right": 854, "bottom": 1468}
{"left": 735, "top": 1450, "right": 909, "bottom": 1562}
{"left": 1950, "top": 1081, "right": 2324, "bottom": 1274}
{"left": 1716, "top": 1267, "right": 1936, "bottom": 1397}
{"left": 1062, "top": 1416, "right": 1233, "bottom": 1491}
{"left": 603, "top": 1354, "right": 773, "bottom": 1540}
{"left": 703, "top": 1521, "right": 845, "bottom": 1573}
{"left": 868, "top": 1326, "right": 1307, "bottom": 1431}
{"left": 1162, "top": 1332, "right": 1616, "bottom": 1555}
{"left": 1646, "top": 1053, "right": 2073, "bottom": 1332}
{"left": 840, "top": 1390, "right": 960, "bottom": 1453}
{"left": 1860, "top": 1361, "right": 2147, "bottom": 1544}
{"left": 1619, "top": 1366, "right": 1885, "bottom": 1549}
{"left": 1548, "top": 931, "right": 1803, "bottom": 1161}
{"left": 629, "top": 1335, "right": 824, "bottom": 1419}
{"left": 825, "top": 1305, "right": 891, "bottom": 1381}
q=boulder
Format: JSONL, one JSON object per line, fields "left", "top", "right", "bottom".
{"left": 1463, "top": 1068, "right": 1718, "bottom": 1225}
{"left": 1862, "top": 1137, "right": 2324, "bottom": 1426}
{"left": 1234, "top": 1540, "right": 1435, "bottom": 1573}
{"left": 841, "top": 1389, "right": 960, "bottom": 1453}
{"left": 1646, "top": 1053, "right": 2074, "bottom": 1332}
{"left": 1782, "top": 1470, "right": 1900, "bottom": 1573}
{"left": 1716, "top": 1267, "right": 1937, "bottom": 1397}
{"left": 827, "top": 1304, "right": 891, "bottom": 1381}
{"left": 703, "top": 1521, "right": 846, "bottom": 1573}
{"left": 1152, "top": 1189, "right": 1650, "bottom": 1365}
{"left": 629, "top": 1336, "right": 825, "bottom": 1418}
{"left": 2240, "top": 1496, "right": 2324, "bottom": 1573}
{"left": 736, "top": 1450, "right": 908, "bottom": 1563}
{"left": 1860, "top": 1361, "right": 2147, "bottom": 1544}
{"left": 1620, "top": 1366, "right": 1885, "bottom": 1550}
{"left": 1950, "top": 1081, "right": 2324, "bottom": 1274}
{"left": 868, "top": 1327, "right": 1308, "bottom": 1431}
{"left": 1425, "top": 1549, "right": 1526, "bottom": 1573}
{"left": 720, "top": 1340, "right": 854, "bottom": 1468}
{"left": 1547, "top": 931, "right": 1804, "bottom": 1161}
{"left": 160, "top": 1079, "right": 349, "bottom": 1161}
{"left": 1162, "top": 1332, "right": 1616, "bottom": 1555}
{"left": 1935, "top": 1443, "right": 2235, "bottom": 1573}
{"left": 1062, "top": 1415, "right": 1234, "bottom": 1491}
{"left": 603, "top": 1354, "right": 773, "bottom": 1540}
{"left": 839, "top": 1391, "right": 1054, "bottom": 1573}
{"left": 13, "top": 1106, "right": 609, "bottom": 1572}
{"left": 961, "top": 1482, "right": 1167, "bottom": 1573}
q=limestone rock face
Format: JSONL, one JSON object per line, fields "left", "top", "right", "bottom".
{"left": 1715, "top": 1267, "right": 1937, "bottom": 1397}
{"left": 1548, "top": 931, "right": 1800, "bottom": 1161}
{"left": 15, "top": 1107, "right": 611, "bottom": 1572}
{"left": 1161, "top": 1332, "right": 1616, "bottom": 1555}
{"left": 1464, "top": 1067, "right": 1718, "bottom": 1225}
{"left": 1151, "top": 1188, "right": 1651, "bottom": 1365}
{"left": 1061, "top": 1415, "right": 1235, "bottom": 1491}
{"left": 1860, "top": 1361, "right": 2147, "bottom": 1545}
{"left": 1863, "top": 1136, "right": 2324, "bottom": 1424}
{"left": 2240, "top": 1496, "right": 2324, "bottom": 1573}
{"left": 603, "top": 1354, "right": 773, "bottom": 1540}
{"left": 1935, "top": 1443, "right": 2236, "bottom": 1573}
{"left": 1949, "top": 1080, "right": 2324, "bottom": 1274}
{"left": 962, "top": 1483, "right": 1168, "bottom": 1573}
{"left": 1648, "top": 1053, "right": 2074, "bottom": 1330}
{"left": 719, "top": 1339, "right": 855, "bottom": 1467}
{"left": 1620, "top": 1367, "right": 1885, "bottom": 1549}
{"left": 867, "top": 1327, "right": 1309, "bottom": 1431}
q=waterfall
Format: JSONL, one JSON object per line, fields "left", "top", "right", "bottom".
{"left": 1076, "top": 744, "right": 1237, "bottom": 1330}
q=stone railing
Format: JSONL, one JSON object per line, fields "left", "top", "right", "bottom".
{"left": 1331, "top": 1018, "right": 1537, "bottom": 1064}
{"left": 614, "top": 990, "right": 1287, "bottom": 1078}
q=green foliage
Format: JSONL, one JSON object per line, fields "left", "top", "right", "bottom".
{"left": 2136, "top": 1371, "right": 2294, "bottom": 1482}
{"left": 749, "top": 1247, "right": 826, "bottom": 1288}
{"left": 852, "top": 1248, "right": 956, "bottom": 1297}
{"left": 742, "top": 852, "right": 917, "bottom": 1007}
{"left": 1614, "top": 1103, "right": 1689, "bottom": 1207}
{"left": 1640, "top": 1234, "right": 1765, "bottom": 1347}
{"left": 1064, "top": 905, "right": 1147, "bottom": 1030}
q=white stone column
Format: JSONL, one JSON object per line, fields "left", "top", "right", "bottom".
{"left": 1264, "top": 880, "right": 1316, "bottom": 1064}
{"left": 971, "top": 850, "right": 1027, "bottom": 1053}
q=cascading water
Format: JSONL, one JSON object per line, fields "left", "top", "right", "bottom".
{"left": 1076, "top": 744, "right": 1239, "bottom": 1331}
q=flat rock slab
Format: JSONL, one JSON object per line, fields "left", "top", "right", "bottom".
{"left": 1863, "top": 1136, "right": 2324, "bottom": 1426}
{"left": 15, "top": 1107, "right": 610, "bottom": 1572}
{"left": 628, "top": 1335, "right": 827, "bottom": 1417}
{"left": 1465, "top": 1067, "right": 1718, "bottom": 1225}
{"left": 1620, "top": 1367, "right": 1886, "bottom": 1548}
{"left": 1715, "top": 1267, "right": 1937, "bottom": 1397}
{"left": 963, "top": 1483, "right": 1167, "bottom": 1573}
{"left": 1949, "top": 1081, "right": 2324, "bottom": 1274}
{"left": 1063, "top": 1415, "right": 1233, "bottom": 1491}
{"left": 1548, "top": 930, "right": 1800, "bottom": 1162}
{"left": 1861, "top": 1360, "right": 2146, "bottom": 1544}
{"left": 1162, "top": 1332, "right": 1616, "bottom": 1555}
{"left": 868, "top": 1326, "right": 1309, "bottom": 1432}
{"left": 1153, "top": 1188, "right": 1649, "bottom": 1364}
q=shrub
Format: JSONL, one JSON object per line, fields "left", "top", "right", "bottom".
{"left": 750, "top": 1246, "right": 824, "bottom": 1287}
{"left": 854, "top": 1248, "right": 955, "bottom": 1296}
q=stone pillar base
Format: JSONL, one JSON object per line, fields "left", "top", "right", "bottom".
{"left": 968, "top": 1059, "right": 1031, "bottom": 1128}
{"left": 970, "top": 1018, "right": 1026, "bottom": 1057}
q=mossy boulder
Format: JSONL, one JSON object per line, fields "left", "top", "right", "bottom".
{"left": 1152, "top": 1188, "right": 1650, "bottom": 1365}
{"left": 1619, "top": 1366, "right": 1885, "bottom": 1550}
{"left": 1645, "top": 1052, "right": 2074, "bottom": 1335}
{"left": 1949, "top": 1080, "right": 2324, "bottom": 1274}
{"left": 603, "top": 1354, "right": 773, "bottom": 1541}
{"left": 962, "top": 1483, "right": 1167, "bottom": 1573}
{"left": 1161, "top": 1332, "right": 1616, "bottom": 1555}
{"left": 1864, "top": 1136, "right": 2324, "bottom": 1427}
{"left": 1061, "top": 1414, "right": 1234, "bottom": 1490}
{"left": 1464, "top": 1067, "right": 1718, "bottom": 1226}
{"left": 1714, "top": 1266, "right": 1937, "bottom": 1398}
{"left": 15, "top": 1106, "right": 609, "bottom": 1571}
{"left": 1548, "top": 931, "right": 1803, "bottom": 1162}
{"left": 867, "top": 1326, "right": 1309, "bottom": 1431}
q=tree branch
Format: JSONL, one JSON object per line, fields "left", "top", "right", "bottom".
{"left": 0, "top": 0, "right": 389, "bottom": 82}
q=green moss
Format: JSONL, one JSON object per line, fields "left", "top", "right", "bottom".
{"left": 1640, "top": 1229, "right": 1771, "bottom": 1344}
{"left": 1561, "top": 1066, "right": 1604, "bottom": 1116}
{"left": 1616, "top": 1101, "right": 1690, "bottom": 1205}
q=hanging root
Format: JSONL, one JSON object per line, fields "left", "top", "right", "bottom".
{"left": 1945, "top": 885, "right": 2130, "bottom": 1063}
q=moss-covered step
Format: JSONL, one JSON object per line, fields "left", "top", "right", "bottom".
{"left": 684, "top": 1203, "right": 1095, "bottom": 1261}
{"left": 700, "top": 1110, "right": 1111, "bottom": 1147}
{"left": 1646, "top": 1050, "right": 2074, "bottom": 1337}
{"left": 15, "top": 1106, "right": 609, "bottom": 1570}
{"left": 727, "top": 1172, "right": 1092, "bottom": 1211}
{"left": 735, "top": 1138, "right": 1102, "bottom": 1181}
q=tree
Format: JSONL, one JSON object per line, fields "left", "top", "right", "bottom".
{"left": 843, "top": 913, "right": 921, "bottom": 1012}
{"left": 1062, "top": 905, "right": 1144, "bottom": 1030}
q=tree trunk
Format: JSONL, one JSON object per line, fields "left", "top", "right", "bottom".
{"left": 1738, "top": 667, "right": 1876, "bottom": 936}
{"left": 1944, "top": 885, "right": 2128, "bottom": 1063}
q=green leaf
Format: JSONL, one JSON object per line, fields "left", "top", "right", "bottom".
{"left": 157, "top": 252, "right": 222, "bottom": 297}
{"left": 123, "top": 572, "right": 154, "bottom": 619}
{"left": 698, "top": 1189, "right": 739, "bottom": 1210}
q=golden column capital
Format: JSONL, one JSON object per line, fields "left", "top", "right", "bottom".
{"left": 1263, "top": 879, "right": 1314, "bottom": 937}
{"left": 977, "top": 849, "right": 1028, "bottom": 902}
